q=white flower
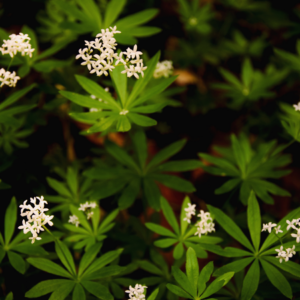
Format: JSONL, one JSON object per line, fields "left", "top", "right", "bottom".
{"left": 18, "top": 196, "right": 53, "bottom": 244}
{"left": 68, "top": 215, "right": 80, "bottom": 227}
{"left": 275, "top": 246, "right": 286, "bottom": 263}
{"left": 286, "top": 219, "right": 297, "bottom": 231}
{"left": 291, "top": 228, "right": 300, "bottom": 243}
{"left": 76, "top": 27, "right": 146, "bottom": 79}
{"left": 125, "top": 284, "right": 147, "bottom": 300}
{"left": 87, "top": 211, "right": 94, "bottom": 219}
{"left": 194, "top": 210, "right": 215, "bottom": 238}
{"left": 123, "top": 45, "right": 143, "bottom": 59}
{"left": 197, "top": 210, "right": 212, "bottom": 221}
{"left": 293, "top": 102, "right": 300, "bottom": 111}
{"left": 0, "top": 68, "right": 20, "bottom": 88}
{"left": 183, "top": 203, "right": 196, "bottom": 223}
{"left": 274, "top": 225, "right": 283, "bottom": 234}
{"left": 261, "top": 222, "right": 277, "bottom": 233}
{"left": 120, "top": 109, "right": 129, "bottom": 115}
{"left": 153, "top": 60, "right": 173, "bottom": 79}
{"left": 0, "top": 33, "right": 35, "bottom": 58}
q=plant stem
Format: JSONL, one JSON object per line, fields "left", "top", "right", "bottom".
{"left": 7, "top": 57, "right": 14, "bottom": 71}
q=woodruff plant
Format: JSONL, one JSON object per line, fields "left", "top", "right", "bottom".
{"left": 2, "top": 1, "right": 300, "bottom": 300}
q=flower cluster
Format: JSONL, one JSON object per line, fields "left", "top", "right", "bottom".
{"left": 0, "top": 68, "right": 20, "bottom": 87}
{"left": 0, "top": 33, "right": 35, "bottom": 58}
{"left": 183, "top": 203, "right": 196, "bottom": 223}
{"left": 275, "top": 245, "right": 296, "bottom": 263}
{"left": 125, "top": 284, "right": 147, "bottom": 300}
{"left": 183, "top": 203, "right": 215, "bottom": 238}
{"left": 18, "top": 196, "right": 54, "bottom": 244}
{"left": 194, "top": 210, "right": 215, "bottom": 238}
{"left": 262, "top": 218, "right": 300, "bottom": 263}
{"left": 78, "top": 201, "right": 97, "bottom": 219}
{"left": 153, "top": 60, "right": 173, "bottom": 79}
{"left": 76, "top": 26, "right": 147, "bottom": 79}
{"left": 68, "top": 215, "right": 80, "bottom": 227}
{"left": 293, "top": 102, "right": 300, "bottom": 111}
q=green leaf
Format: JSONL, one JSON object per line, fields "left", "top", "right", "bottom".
{"left": 126, "top": 51, "right": 160, "bottom": 105}
{"left": 72, "top": 284, "right": 86, "bottom": 300}
{"left": 158, "top": 160, "right": 203, "bottom": 172}
{"left": 82, "top": 265, "right": 124, "bottom": 281}
{"left": 241, "top": 58, "right": 253, "bottom": 87}
{"left": 98, "top": 209, "right": 119, "bottom": 233}
{"left": 241, "top": 259, "right": 260, "bottom": 300}
{"left": 180, "top": 196, "right": 191, "bottom": 236}
{"left": 198, "top": 261, "right": 214, "bottom": 296}
{"left": 147, "top": 288, "right": 160, "bottom": 300}
{"left": 260, "top": 259, "right": 293, "bottom": 299}
{"left": 10, "top": 243, "right": 48, "bottom": 256}
{"left": 143, "top": 179, "right": 161, "bottom": 210}
{"left": 7, "top": 251, "right": 26, "bottom": 274}
{"left": 5, "top": 292, "right": 13, "bottom": 300}
{"left": 172, "top": 265, "right": 195, "bottom": 296}
{"left": 200, "top": 279, "right": 224, "bottom": 299}
{"left": 166, "top": 284, "right": 193, "bottom": 299}
{"left": 173, "top": 242, "right": 184, "bottom": 260}
{"left": 138, "top": 260, "right": 163, "bottom": 275}
{"left": 81, "top": 281, "right": 113, "bottom": 300}
{"left": 263, "top": 256, "right": 300, "bottom": 278}
{"left": 231, "top": 134, "right": 247, "bottom": 176}
{"left": 47, "top": 177, "right": 72, "bottom": 198}
{"left": 153, "top": 174, "right": 195, "bottom": 192}
{"left": 105, "top": 140, "right": 140, "bottom": 172}
{"left": 116, "top": 9, "right": 159, "bottom": 30}
{"left": 75, "top": 75, "right": 120, "bottom": 109}
{"left": 154, "top": 238, "right": 177, "bottom": 248}
{"left": 60, "top": 91, "right": 111, "bottom": 109}
{"left": 66, "top": 167, "right": 78, "bottom": 196}
{"left": 132, "top": 129, "right": 147, "bottom": 168}
{"left": 125, "top": 26, "right": 161, "bottom": 37}
{"left": 186, "top": 248, "right": 199, "bottom": 297}
{"left": 55, "top": 240, "right": 76, "bottom": 275}
{"left": 215, "top": 178, "right": 241, "bottom": 195}
{"left": 145, "top": 223, "right": 176, "bottom": 238}
{"left": 110, "top": 64, "right": 127, "bottom": 107}
{"left": 48, "top": 280, "right": 75, "bottom": 300}
{"left": 118, "top": 179, "right": 140, "bottom": 209}
{"left": 130, "top": 76, "right": 177, "bottom": 107}
{"left": 104, "top": 0, "right": 126, "bottom": 28}
{"left": 127, "top": 113, "right": 157, "bottom": 127}
{"left": 247, "top": 191, "right": 261, "bottom": 252}
{"left": 219, "top": 68, "right": 242, "bottom": 89}
{"left": 76, "top": 0, "right": 102, "bottom": 31}
{"left": 130, "top": 102, "right": 167, "bottom": 114}
{"left": 160, "top": 196, "right": 180, "bottom": 235}
{"left": 27, "top": 257, "right": 73, "bottom": 278}
{"left": 0, "top": 248, "right": 6, "bottom": 263}
{"left": 213, "top": 257, "right": 254, "bottom": 277}
{"left": 4, "top": 197, "right": 17, "bottom": 244}
{"left": 78, "top": 243, "right": 102, "bottom": 276}
{"left": 25, "top": 279, "right": 71, "bottom": 298}
{"left": 83, "top": 249, "right": 123, "bottom": 276}
{"left": 147, "top": 139, "right": 186, "bottom": 170}
{"left": 116, "top": 116, "right": 131, "bottom": 132}
{"left": 0, "top": 84, "right": 36, "bottom": 111}
{"left": 207, "top": 205, "right": 254, "bottom": 252}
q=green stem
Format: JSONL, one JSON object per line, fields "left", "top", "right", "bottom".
{"left": 6, "top": 57, "right": 14, "bottom": 71}
{"left": 43, "top": 225, "right": 77, "bottom": 277}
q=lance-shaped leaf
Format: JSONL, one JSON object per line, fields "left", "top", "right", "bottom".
{"left": 207, "top": 205, "right": 254, "bottom": 252}
{"left": 240, "top": 259, "right": 260, "bottom": 300}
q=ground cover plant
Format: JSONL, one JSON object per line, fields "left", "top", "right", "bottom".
{"left": 0, "top": 0, "right": 300, "bottom": 299}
